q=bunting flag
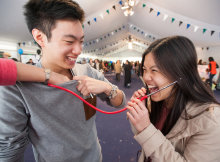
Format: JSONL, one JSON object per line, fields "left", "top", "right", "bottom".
{"left": 203, "top": 28, "right": 207, "bottom": 34}
{"left": 179, "top": 21, "right": 183, "bottom": 26}
{"left": 82, "top": 24, "right": 84, "bottom": 29}
{"left": 100, "top": 13, "right": 104, "bottom": 19}
{"left": 112, "top": 5, "right": 116, "bottom": 10}
{"left": 94, "top": 18, "right": 97, "bottom": 22}
{"left": 106, "top": 9, "right": 110, "bottom": 14}
{"left": 194, "top": 26, "right": 199, "bottom": 32}
{"left": 171, "top": 18, "right": 175, "bottom": 23}
{"left": 149, "top": 8, "right": 153, "bottom": 13}
{"left": 211, "top": 30, "right": 215, "bottom": 36}
{"left": 119, "top": 0, "right": 122, "bottom": 5}
{"left": 157, "top": 12, "right": 160, "bottom": 16}
{"left": 186, "top": 24, "right": 190, "bottom": 29}
{"left": 87, "top": 21, "right": 90, "bottom": 25}
{"left": 163, "top": 14, "right": 168, "bottom": 21}
{"left": 143, "top": 4, "right": 146, "bottom": 8}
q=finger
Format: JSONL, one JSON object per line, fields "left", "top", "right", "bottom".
{"left": 126, "top": 105, "right": 138, "bottom": 119}
{"left": 135, "top": 99, "right": 148, "bottom": 112}
{"left": 133, "top": 91, "right": 142, "bottom": 98}
{"left": 128, "top": 101, "right": 142, "bottom": 115}
{"left": 77, "top": 81, "right": 84, "bottom": 91}
{"left": 72, "top": 75, "right": 82, "bottom": 81}
{"left": 131, "top": 101, "right": 143, "bottom": 114}
{"left": 127, "top": 112, "right": 135, "bottom": 123}
{"left": 81, "top": 87, "right": 89, "bottom": 96}
{"left": 137, "top": 89, "right": 146, "bottom": 97}
{"left": 141, "top": 87, "right": 147, "bottom": 93}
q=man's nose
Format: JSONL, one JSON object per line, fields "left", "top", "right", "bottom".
{"left": 72, "top": 44, "right": 82, "bottom": 55}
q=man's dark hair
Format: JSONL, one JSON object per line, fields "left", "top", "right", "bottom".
{"left": 24, "top": 0, "right": 85, "bottom": 41}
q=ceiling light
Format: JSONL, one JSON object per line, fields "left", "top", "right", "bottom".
{"left": 128, "top": 42, "right": 133, "bottom": 49}
{"left": 121, "top": 0, "right": 136, "bottom": 16}
{"left": 129, "top": 0, "right": 135, "bottom": 6}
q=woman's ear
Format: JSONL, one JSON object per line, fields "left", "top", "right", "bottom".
{"left": 32, "top": 28, "right": 47, "bottom": 48}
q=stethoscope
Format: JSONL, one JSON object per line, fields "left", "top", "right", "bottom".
{"left": 48, "top": 76, "right": 178, "bottom": 114}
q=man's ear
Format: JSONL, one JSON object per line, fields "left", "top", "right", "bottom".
{"left": 32, "top": 29, "right": 47, "bottom": 48}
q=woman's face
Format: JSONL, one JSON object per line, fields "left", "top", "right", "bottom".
{"left": 142, "top": 52, "right": 175, "bottom": 102}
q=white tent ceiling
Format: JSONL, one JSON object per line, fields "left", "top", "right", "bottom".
{"left": 0, "top": 0, "right": 220, "bottom": 57}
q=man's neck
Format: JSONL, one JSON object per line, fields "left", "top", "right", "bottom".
{"left": 41, "top": 58, "right": 73, "bottom": 80}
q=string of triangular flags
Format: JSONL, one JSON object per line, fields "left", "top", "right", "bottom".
{"left": 83, "top": 0, "right": 219, "bottom": 38}
{"left": 83, "top": 34, "right": 147, "bottom": 55}
{"left": 141, "top": 2, "right": 220, "bottom": 37}
{"left": 83, "top": 23, "right": 155, "bottom": 49}
{"left": 83, "top": 1, "right": 123, "bottom": 28}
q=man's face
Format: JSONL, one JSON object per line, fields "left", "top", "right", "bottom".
{"left": 42, "top": 19, "right": 84, "bottom": 71}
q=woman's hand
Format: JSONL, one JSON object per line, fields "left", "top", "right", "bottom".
{"left": 127, "top": 98, "right": 151, "bottom": 133}
{"left": 131, "top": 87, "right": 146, "bottom": 100}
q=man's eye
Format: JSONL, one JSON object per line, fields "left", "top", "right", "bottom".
{"left": 66, "top": 41, "right": 73, "bottom": 44}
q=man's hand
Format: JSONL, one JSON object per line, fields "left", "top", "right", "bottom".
{"left": 73, "top": 75, "right": 111, "bottom": 97}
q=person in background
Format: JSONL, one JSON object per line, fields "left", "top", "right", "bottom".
{"left": 126, "top": 36, "right": 220, "bottom": 162}
{"left": 208, "top": 56, "right": 219, "bottom": 88}
{"left": 94, "top": 59, "right": 100, "bottom": 71}
{"left": 89, "top": 58, "right": 94, "bottom": 67}
{"left": 2, "top": 52, "right": 11, "bottom": 59}
{"left": 135, "top": 61, "right": 141, "bottom": 77}
{"left": 124, "top": 60, "right": 132, "bottom": 88}
{"left": 198, "top": 59, "right": 203, "bottom": 65}
{"left": 0, "top": 0, "right": 126, "bottom": 162}
{"left": 0, "top": 58, "right": 69, "bottom": 86}
{"left": 115, "top": 60, "right": 122, "bottom": 81}
{"left": 26, "top": 58, "right": 35, "bottom": 65}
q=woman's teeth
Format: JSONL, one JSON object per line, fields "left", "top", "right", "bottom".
{"left": 148, "top": 85, "right": 159, "bottom": 93}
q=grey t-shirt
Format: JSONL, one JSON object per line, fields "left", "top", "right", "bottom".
{"left": 0, "top": 63, "right": 126, "bottom": 162}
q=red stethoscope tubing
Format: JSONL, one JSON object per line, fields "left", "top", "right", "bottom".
{"left": 48, "top": 83, "right": 147, "bottom": 114}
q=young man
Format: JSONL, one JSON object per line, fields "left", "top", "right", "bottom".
{"left": 0, "top": 0, "right": 126, "bottom": 162}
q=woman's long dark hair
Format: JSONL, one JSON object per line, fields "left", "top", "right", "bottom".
{"left": 141, "top": 36, "right": 219, "bottom": 136}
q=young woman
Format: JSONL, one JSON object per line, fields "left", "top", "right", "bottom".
{"left": 127, "top": 36, "right": 220, "bottom": 162}
{"left": 0, "top": 58, "right": 69, "bottom": 85}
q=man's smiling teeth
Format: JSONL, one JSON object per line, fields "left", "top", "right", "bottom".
{"left": 67, "top": 57, "right": 76, "bottom": 61}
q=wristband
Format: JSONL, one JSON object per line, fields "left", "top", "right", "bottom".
{"left": 108, "top": 84, "right": 118, "bottom": 99}
{"left": 44, "top": 69, "right": 51, "bottom": 84}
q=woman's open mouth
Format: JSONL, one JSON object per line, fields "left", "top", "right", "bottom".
{"left": 148, "top": 85, "right": 159, "bottom": 94}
